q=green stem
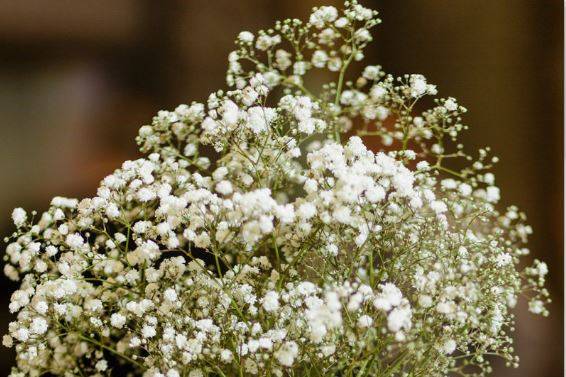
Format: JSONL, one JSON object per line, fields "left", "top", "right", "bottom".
{"left": 333, "top": 49, "right": 356, "bottom": 142}
{"left": 273, "top": 234, "right": 281, "bottom": 270}
{"left": 369, "top": 249, "right": 375, "bottom": 286}
{"left": 434, "top": 164, "right": 465, "bottom": 179}
{"left": 78, "top": 334, "right": 144, "bottom": 370}
{"left": 214, "top": 253, "right": 223, "bottom": 277}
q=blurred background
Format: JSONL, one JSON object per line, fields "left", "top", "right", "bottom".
{"left": 0, "top": 0, "right": 562, "bottom": 375}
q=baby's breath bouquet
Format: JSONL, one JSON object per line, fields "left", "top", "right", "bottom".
{"left": 3, "top": 2, "right": 550, "bottom": 377}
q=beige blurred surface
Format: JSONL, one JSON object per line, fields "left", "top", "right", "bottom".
{"left": 0, "top": 1, "right": 562, "bottom": 375}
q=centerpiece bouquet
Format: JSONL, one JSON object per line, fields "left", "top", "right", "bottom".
{"left": 3, "top": 2, "right": 549, "bottom": 376}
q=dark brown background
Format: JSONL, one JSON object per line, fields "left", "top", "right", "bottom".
{"left": 0, "top": 1, "right": 562, "bottom": 375}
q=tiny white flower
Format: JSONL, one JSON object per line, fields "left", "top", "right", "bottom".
{"left": 238, "top": 31, "right": 254, "bottom": 43}
{"left": 11, "top": 208, "right": 27, "bottom": 227}
{"left": 441, "top": 339, "right": 457, "bottom": 354}
{"left": 164, "top": 288, "right": 178, "bottom": 302}
{"left": 30, "top": 317, "right": 48, "bottom": 335}
{"left": 110, "top": 313, "right": 127, "bottom": 329}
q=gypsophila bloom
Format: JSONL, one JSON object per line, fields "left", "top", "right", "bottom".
{"left": 3, "top": 2, "right": 549, "bottom": 376}
{"left": 11, "top": 208, "right": 27, "bottom": 228}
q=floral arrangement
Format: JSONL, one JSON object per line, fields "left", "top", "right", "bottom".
{"left": 3, "top": 2, "right": 550, "bottom": 376}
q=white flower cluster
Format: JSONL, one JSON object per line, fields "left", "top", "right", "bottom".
{"left": 3, "top": 2, "right": 549, "bottom": 376}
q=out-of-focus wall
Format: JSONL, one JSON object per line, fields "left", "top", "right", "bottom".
{"left": 0, "top": 0, "right": 562, "bottom": 375}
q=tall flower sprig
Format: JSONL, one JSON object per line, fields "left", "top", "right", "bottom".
{"left": 3, "top": 2, "right": 549, "bottom": 377}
